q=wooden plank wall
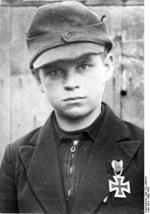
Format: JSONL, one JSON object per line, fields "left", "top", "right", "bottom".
{"left": 0, "top": 0, "right": 144, "bottom": 162}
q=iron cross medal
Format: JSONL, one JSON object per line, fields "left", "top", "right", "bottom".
{"left": 109, "top": 160, "right": 130, "bottom": 198}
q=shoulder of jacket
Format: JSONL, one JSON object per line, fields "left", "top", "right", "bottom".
{"left": 122, "top": 121, "right": 144, "bottom": 152}
{"left": 13, "top": 127, "right": 41, "bottom": 147}
{"left": 5, "top": 127, "right": 41, "bottom": 161}
{"left": 103, "top": 103, "right": 144, "bottom": 143}
{"left": 124, "top": 121, "right": 144, "bottom": 141}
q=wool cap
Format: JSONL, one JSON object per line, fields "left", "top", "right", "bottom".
{"left": 26, "top": 1, "right": 113, "bottom": 69}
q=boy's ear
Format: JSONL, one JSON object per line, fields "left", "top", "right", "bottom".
{"left": 104, "top": 53, "right": 114, "bottom": 82}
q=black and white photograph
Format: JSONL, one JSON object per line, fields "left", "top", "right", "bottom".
{"left": 0, "top": 0, "right": 145, "bottom": 213}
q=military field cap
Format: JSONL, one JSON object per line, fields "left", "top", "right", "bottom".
{"left": 26, "top": 1, "right": 113, "bottom": 69}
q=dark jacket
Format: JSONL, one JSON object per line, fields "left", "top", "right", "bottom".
{"left": 0, "top": 104, "right": 144, "bottom": 214}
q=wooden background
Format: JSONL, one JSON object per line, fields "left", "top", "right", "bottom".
{"left": 0, "top": 0, "right": 144, "bottom": 162}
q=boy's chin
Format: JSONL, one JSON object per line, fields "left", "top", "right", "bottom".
{"left": 58, "top": 108, "right": 89, "bottom": 120}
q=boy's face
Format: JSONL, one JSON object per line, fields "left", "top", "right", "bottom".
{"left": 37, "top": 53, "right": 113, "bottom": 120}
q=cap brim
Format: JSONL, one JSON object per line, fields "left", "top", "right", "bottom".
{"left": 33, "top": 42, "right": 105, "bottom": 69}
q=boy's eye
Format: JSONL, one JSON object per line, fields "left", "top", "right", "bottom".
{"left": 77, "top": 64, "right": 91, "bottom": 71}
{"left": 45, "top": 68, "right": 63, "bottom": 79}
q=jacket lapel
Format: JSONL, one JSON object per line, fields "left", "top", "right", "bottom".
{"left": 19, "top": 116, "right": 67, "bottom": 214}
{"left": 71, "top": 104, "right": 142, "bottom": 214}
{"left": 71, "top": 131, "right": 113, "bottom": 214}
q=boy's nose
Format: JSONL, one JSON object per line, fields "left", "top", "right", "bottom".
{"left": 63, "top": 69, "right": 80, "bottom": 90}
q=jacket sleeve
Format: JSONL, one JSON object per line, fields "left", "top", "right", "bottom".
{"left": 0, "top": 143, "right": 19, "bottom": 213}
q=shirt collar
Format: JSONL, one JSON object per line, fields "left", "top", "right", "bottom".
{"left": 52, "top": 103, "right": 105, "bottom": 146}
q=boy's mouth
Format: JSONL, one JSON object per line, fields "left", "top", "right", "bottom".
{"left": 63, "top": 96, "right": 85, "bottom": 101}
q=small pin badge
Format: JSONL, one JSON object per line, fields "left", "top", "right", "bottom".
{"left": 109, "top": 160, "right": 130, "bottom": 198}
{"left": 103, "top": 195, "right": 108, "bottom": 203}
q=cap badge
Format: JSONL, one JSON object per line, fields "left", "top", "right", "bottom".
{"left": 109, "top": 160, "right": 130, "bottom": 198}
{"left": 63, "top": 31, "right": 72, "bottom": 40}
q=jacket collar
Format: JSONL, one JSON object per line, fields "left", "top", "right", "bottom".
{"left": 19, "top": 103, "right": 141, "bottom": 214}
{"left": 53, "top": 103, "right": 105, "bottom": 146}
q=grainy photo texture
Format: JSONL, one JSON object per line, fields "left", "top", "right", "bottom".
{"left": 0, "top": 0, "right": 144, "bottom": 213}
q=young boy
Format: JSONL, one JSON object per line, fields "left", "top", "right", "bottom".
{"left": 0, "top": 1, "right": 144, "bottom": 213}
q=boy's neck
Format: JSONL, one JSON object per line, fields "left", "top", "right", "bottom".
{"left": 55, "top": 107, "right": 101, "bottom": 132}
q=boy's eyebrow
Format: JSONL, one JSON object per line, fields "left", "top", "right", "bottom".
{"left": 39, "top": 52, "right": 102, "bottom": 70}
